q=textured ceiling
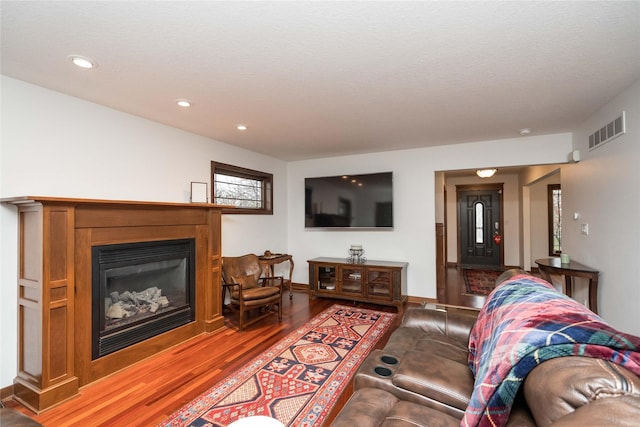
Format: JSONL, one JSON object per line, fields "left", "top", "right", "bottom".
{"left": 2, "top": 1, "right": 639, "bottom": 160}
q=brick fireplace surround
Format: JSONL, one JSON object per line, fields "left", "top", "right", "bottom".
{"left": 2, "top": 197, "right": 224, "bottom": 413}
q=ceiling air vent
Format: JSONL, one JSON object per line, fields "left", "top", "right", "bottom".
{"left": 588, "top": 111, "right": 626, "bottom": 151}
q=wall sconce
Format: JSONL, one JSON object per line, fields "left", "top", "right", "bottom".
{"left": 190, "top": 182, "right": 209, "bottom": 203}
{"left": 476, "top": 169, "right": 497, "bottom": 178}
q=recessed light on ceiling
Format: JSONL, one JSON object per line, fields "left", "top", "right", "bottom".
{"left": 519, "top": 128, "right": 532, "bottom": 136}
{"left": 236, "top": 124, "right": 248, "bottom": 131}
{"left": 68, "top": 55, "right": 97, "bottom": 69}
{"left": 176, "top": 99, "right": 192, "bottom": 107}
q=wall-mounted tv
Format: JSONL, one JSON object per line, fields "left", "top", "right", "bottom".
{"left": 305, "top": 172, "right": 393, "bottom": 229}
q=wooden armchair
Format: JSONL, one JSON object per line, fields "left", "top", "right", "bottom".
{"left": 221, "top": 254, "right": 283, "bottom": 331}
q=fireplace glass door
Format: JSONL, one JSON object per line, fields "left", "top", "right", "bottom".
{"left": 92, "top": 238, "right": 196, "bottom": 359}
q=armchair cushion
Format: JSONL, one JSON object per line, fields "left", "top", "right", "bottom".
{"left": 235, "top": 286, "right": 280, "bottom": 301}
{"left": 229, "top": 274, "right": 281, "bottom": 301}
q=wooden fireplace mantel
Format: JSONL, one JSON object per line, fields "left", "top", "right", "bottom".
{"left": 2, "top": 196, "right": 225, "bottom": 412}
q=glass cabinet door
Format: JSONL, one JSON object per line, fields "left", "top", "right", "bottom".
{"left": 340, "top": 266, "right": 363, "bottom": 295}
{"left": 366, "top": 268, "right": 392, "bottom": 300}
{"left": 317, "top": 265, "right": 337, "bottom": 292}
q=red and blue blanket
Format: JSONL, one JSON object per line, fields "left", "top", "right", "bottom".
{"left": 463, "top": 274, "right": 640, "bottom": 427}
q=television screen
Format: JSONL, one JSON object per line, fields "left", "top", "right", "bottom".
{"left": 305, "top": 172, "right": 393, "bottom": 228}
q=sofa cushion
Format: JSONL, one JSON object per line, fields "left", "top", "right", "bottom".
{"left": 331, "top": 388, "right": 398, "bottom": 426}
{"left": 331, "top": 388, "right": 460, "bottom": 427}
{"left": 524, "top": 357, "right": 640, "bottom": 427}
{"left": 400, "top": 306, "right": 477, "bottom": 343}
{"left": 383, "top": 327, "right": 469, "bottom": 359}
{"left": 382, "top": 400, "right": 460, "bottom": 427}
{"left": 412, "top": 335, "right": 469, "bottom": 365}
{"left": 392, "top": 350, "right": 474, "bottom": 411}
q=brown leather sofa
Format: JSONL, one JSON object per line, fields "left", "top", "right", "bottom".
{"left": 333, "top": 274, "right": 640, "bottom": 426}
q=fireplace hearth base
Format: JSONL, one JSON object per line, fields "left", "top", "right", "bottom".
{"left": 3, "top": 196, "right": 224, "bottom": 413}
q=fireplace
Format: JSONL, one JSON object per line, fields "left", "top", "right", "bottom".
{"left": 6, "top": 197, "right": 224, "bottom": 412}
{"left": 92, "top": 238, "right": 196, "bottom": 359}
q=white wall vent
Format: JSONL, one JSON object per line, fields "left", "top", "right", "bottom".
{"left": 588, "top": 111, "right": 626, "bottom": 151}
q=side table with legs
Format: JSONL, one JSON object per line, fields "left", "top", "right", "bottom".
{"left": 535, "top": 257, "right": 600, "bottom": 314}
{"left": 259, "top": 253, "right": 295, "bottom": 299}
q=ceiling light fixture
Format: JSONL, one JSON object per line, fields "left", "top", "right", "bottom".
{"left": 176, "top": 99, "right": 192, "bottom": 107}
{"left": 236, "top": 124, "right": 248, "bottom": 131}
{"left": 68, "top": 55, "right": 97, "bottom": 69}
{"left": 476, "top": 169, "right": 497, "bottom": 178}
{"left": 519, "top": 128, "right": 532, "bottom": 136}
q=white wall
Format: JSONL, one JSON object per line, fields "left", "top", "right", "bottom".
{"left": 287, "top": 133, "right": 572, "bottom": 300}
{"left": 561, "top": 79, "right": 640, "bottom": 336}
{"left": 0, "top": 76, "right": 288, "bottom": 387}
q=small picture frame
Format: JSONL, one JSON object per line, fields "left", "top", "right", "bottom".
{"left": 190, "top": 182, "right": 208, "bottom": 203}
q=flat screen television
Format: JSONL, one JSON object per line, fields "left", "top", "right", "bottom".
{"left": 305, "top": 172, "right": 393, "bottom": 229}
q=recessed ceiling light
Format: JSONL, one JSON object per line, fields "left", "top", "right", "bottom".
{"left": 68, "top": 55, "right": 97, "bottom": 69}
{"left": 236, "top": 124, "right": 248, "bottom": 131}
{"left": 176, "top": 99, "right": 192, "bottom": 107}
{"left": 519, "top": 128, "right": 532, "bottom": 136}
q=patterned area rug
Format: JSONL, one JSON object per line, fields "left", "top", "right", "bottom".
{"left": 159, "top": 305, "right": 396, "bottom": 427}
{"left": 462, "top": 268, "right": 502, "bottom": 296}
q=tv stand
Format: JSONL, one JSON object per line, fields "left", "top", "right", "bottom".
{"left": 307, "top": 257, "right": 407, "bottom": 311}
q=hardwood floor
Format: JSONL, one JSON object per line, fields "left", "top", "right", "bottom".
{"left": 3, "top": 292, "right": 403, "bottom": 426}
{"left": 439, "top": 266, "right": 538, "bottom": 310}
{"left": 439, "top": 266, "right": 488, "bottom": 309}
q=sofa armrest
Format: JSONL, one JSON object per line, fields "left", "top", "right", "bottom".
{"left": 549, "top": 397, "right": 640, "bottom": 427}
{"left": 400, "top": 307, "right": 478, "bottom": 344}
{"left": 525, "top": 357, "right": 640, "bottom": 427}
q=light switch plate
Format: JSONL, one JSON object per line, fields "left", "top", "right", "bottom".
{"left": 581, "top": 223, "right": 589, "bottom": 235}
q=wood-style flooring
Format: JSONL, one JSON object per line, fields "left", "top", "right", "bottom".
{"left": 3, "top": 292, "right": 404, "bottom": 427}
{"left": 439, "top": 266, "right": 488, "bottom": 310}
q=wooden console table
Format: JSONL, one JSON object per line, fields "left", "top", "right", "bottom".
{"left": 258, "top": 254, "right": 294, "bottom": 299}
{"left": 535, "top": 257, "right": 600, "bottom": 314}
{"left": 308, "top": 257, "right": 407, "bottom": 311}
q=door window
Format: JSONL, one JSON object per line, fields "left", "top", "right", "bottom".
{"left": 475, "top": 202, "right": 484, "bottom": 244}
{"left": 548, "top": 184, "right": 562, "bottom": 255}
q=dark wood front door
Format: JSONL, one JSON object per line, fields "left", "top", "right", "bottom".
{"left": 458, "top": 185, "right": 503, "bottom": 268}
